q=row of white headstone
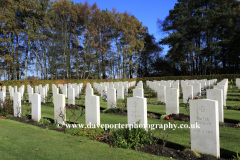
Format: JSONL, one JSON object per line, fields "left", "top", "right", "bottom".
{"left": 27, "top": 84, "right": 49, "bottom": 103}
{"left": 93, "top": 81, "right": 136, "bottom": 109}
{"left": 147, "top": 81, "right": 179, "bottom": 114}
{"left": 147, "top": 79, "right": 217, "bottom": 102}
{"left": 52, "top": 83, "right": 83, "bottom": 105}
{"left": 181, "top": 79, "right": 216, "bottom": 103}
{"left": 0, "top": 83, "right": 83, "bottom": 124}
{"left": 93, "top": 81, "right": 136, "bottom": 97}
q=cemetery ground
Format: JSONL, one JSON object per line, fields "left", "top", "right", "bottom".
{"left": 0, "top": 84, "right": 240, "bottom": 160}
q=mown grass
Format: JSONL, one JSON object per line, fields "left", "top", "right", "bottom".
{"left": 0, "top": 119, "right": 171, "bottom": 160}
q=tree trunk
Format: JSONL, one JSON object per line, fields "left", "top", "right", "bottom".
{"left": 10, "top": 33, "right": 15, "bottom": 80}
{"left": 16, "top": 35, "right": 20, "bottom": 80}
{"left": 130, "top": 55, "right": 133, "bottom": 78}
{"left": 24, "top": 35, "right": 30, "bottom": 80}
{"left": 191, "top": 51, "right": 194, "bottom": 76}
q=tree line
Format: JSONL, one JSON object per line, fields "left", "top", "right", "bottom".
{"left": 159, "top": 0, "right": 240, "bottom": 76}
{"left": 0, "top": 0, "right": 156, "bottom": 80}
{"left": 1, "top": 0, "right": 240, "bottom": 81}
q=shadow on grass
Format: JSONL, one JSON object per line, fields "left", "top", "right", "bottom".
{"left": 147, "top": 111, "right": 162, "bottom": 118}
{"left": 224, "top": 118, "right": 240, "bottom": 124}
{"left": 156, "top": 138, "right": 237, "bottom": 159}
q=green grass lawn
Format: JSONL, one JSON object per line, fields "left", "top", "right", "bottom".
{"left": 0, "top": 119, "right": 171, "bottom": 160}
{"left": 1, "top": 84, "right": 240, "bottom": 159}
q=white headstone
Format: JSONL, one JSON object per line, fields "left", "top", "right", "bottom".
{"left": 75, "top": 85, "right": 79, "bottom": 99}
{"left": 68, "top": 87, "right": 75, "bottom": 105}
{"left": 193, "top": 83, "right": 201, "bottom": 97}
{"left": 62, "top": 86, "right": 67, "bottom": 98}
{"left": 0, "top": 91, "right": 6, "bottom": 108}
{"left": 117, "top": 86, "right": 124, "bottom": 99}
{"left": 9, "top": 87, "right": 14, "bottom": 100}
{"left": 53, "top": 87, "right": 59, "bottom": 104}
{"left": 28, "top": 88, "right": 33, "bottom": 103}
{"left": 171, "top": 83, "right": 179, "bottom": 90}
{"left": 107, "top": 87, "right": 116, "bottom": 109}
{"left": 190, "top": 99, "right": 220, "bottom": 158}
{"left": 35, "top": 86, "right": 39, "bottom": 94}
{"left": 157, "top": 85, "right": 166, "bottom": 103}
{"left": 54, "top": 94, "right": 66, "bottom": 125}
{"left": 124, "top": 84, "right": 128, "bottom": 96}
{"left": 86, "top": 83, "right": 93, "bottom": 96}
{"left": 14, "top": 86, "right": 17, "bottom": 93}
{"left": 127, "top": 96, "right": 147, "bottom": 130}
{"left": 236, "top": 78, "right": 240, "bottom": 89}
{"left": 32, "top": 93, "right": 41, "bottom": 122}
{"left": 182, "top": 85, "right": 193, "bottom": 103}
{"left": 214, "top": 85, "right": 226, "bottom": 106}
{"left": 85, "top": 94, "right": 100, "bottom": 125}
{"left": 14, "top": 92, "right": 21, "bottom": 117}
{"left": 166, "top": 88, "right": 179, "bottom": 114}
{"left": 2, "top": 86, "right": 6, "bottom": 93}
{"left": 40, "top": 87, "right": 45, "bottom": 103}
{"left": 133, "top": 88, "right": 144, "bottom": 98}
{"left": 101, "top": 85, "right": 107, "bottom": 99}
{"left": 207, "top": 89, "right": 224, "bottom": 122}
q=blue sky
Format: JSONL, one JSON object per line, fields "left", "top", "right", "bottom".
{"left": 71, "top": 0, "right": 179, "bottom": 55}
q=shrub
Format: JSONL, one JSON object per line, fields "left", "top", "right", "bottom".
{"left": 128, "top": 86, "right": 134, "bottom": 94}
{"left": 108, "top": 125, "right": 154, "bottom": 150}
{"left": 104, "top": 108, "right": 118, "bottom": 113}
{"left": 39, "top": 118, "right": 52, "bottom": 126}
{"left": 116, "top": 98, "right": 127, "bottom": 113}
{"left": 0, "top": 98, "right": 13, "bottom": 117}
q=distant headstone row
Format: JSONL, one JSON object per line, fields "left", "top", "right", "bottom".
{"left": 93, "top": 81, "right": 136, "bottom": 109}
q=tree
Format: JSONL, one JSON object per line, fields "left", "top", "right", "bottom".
{"left": 159, "top": 0, "right": 240, "bottom": 75}
{"left": 137, "top": 32, "right": 163, "bottom": 77}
